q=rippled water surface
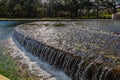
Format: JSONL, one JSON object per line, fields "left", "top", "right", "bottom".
{"left": 0, "top": 21, "right": 31, "bottom": 40}
{"left": 1, "top": 20, "right": 120, "bottom": 40}
{"left": 0, "top": 20, "right": 120, "bottom": 80}
{"left": 14, "top": 20, "right": 120, "bottom": 80}
{"left": 75, "top": 20, "right": 120, "bottom": 34}
{"left": 0, "top": 20, "right": 120, "bottom": 65}
{"left": 17, "top": 20, "right": 120, "bottom": 66}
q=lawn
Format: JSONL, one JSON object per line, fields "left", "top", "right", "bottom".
{"left": 0, "top": 44, "right": 39, "bottom": 80}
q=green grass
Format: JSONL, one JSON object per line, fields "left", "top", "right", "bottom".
{"left": 0, "top": 15, "right": 112, "bottom": 21}
{"left": 0, "top": 44, "right": 39, "bottom": 80}
{"left": 0, "top": 44, "right": 18, "bottom": 79}
{"left": 0, "top": 18, "right": 42, "bottom": 21}
{"left": 0, "top": 53, "right": 18, "bottom": 79}
{"left": 101, "top": 14, "right": 112, "bottom": 19}
{"left": 41, "top": 17, "right": 72, "bottom": 20}
{"left": 53, "top": 23, "right": 66, "bottom": 27}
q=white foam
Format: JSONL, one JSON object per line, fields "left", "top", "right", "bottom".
{"left": 7, "top": 37, "right": 72, "bottom": 80}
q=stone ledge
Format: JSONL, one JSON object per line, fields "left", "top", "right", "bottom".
{"left": 0, "top": 75, "right": 10, "bottom": 80}
{"left": 112, "top": 13, "right": 120, "bottom": 20}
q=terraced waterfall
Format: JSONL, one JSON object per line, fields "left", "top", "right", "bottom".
{"left": 13, "top": 21, "right": 120, "bottom": 80}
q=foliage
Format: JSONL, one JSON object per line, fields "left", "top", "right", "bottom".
{"left": 0, "top": 0, "right": 120, "bottom": 19}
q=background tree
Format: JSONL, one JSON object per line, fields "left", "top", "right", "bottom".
{"left": 0, "top": 0, "right": 120, "bottom": 18}
{"left": 0, "top": 0, "right": 9, "bottom": 17}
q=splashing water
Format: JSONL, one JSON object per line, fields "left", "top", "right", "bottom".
{"left": 13, "top": 30, "right": 120, "bottom": 80}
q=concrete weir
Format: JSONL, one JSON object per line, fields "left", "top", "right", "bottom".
{"left": 112, "top": 13, "right": 120, "bottom": 20}
{"left": 13, "top": 30, "right": 120, "bottom": 80}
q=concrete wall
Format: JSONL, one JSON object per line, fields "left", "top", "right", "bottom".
{"left": 112, "top": 13, "right": 120, "bottom": 20}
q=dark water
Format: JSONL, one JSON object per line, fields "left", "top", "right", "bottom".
{"left": 0, "top": 21, "right": 31, "bottom": 40}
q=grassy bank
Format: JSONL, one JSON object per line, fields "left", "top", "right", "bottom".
{"left": 0, "top": 18, "right": 80, "bottom": 21}
{"left": 0, "top": 44, "right": 39, "bottom": 80}
{"left": 0, "top": 18, "right": 41, "bottom": 21}
{"left": 0, "top": 15, "right": 112, "bottom": 21}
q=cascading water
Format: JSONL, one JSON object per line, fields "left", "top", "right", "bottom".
{"left": 13, "top": 30, "right": 120, "bottom": 80}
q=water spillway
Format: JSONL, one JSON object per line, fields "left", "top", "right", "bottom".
{"left": 13, "top": 31, "right": 120, "bottom": 80}
{"left": 13, "top": 28, "right": 120, "bottom": 80}
{"left": 13, "top": 20, "right": 120, "bottom": 80}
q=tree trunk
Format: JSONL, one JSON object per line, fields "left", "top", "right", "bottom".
{"left": 113, "top": 0, "right": 116, "bottom": 13}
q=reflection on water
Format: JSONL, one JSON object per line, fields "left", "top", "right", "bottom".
{"left": 0, "top": 21, "right": 31, "bottom": 40}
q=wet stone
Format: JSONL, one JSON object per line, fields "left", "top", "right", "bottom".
{"left": 13, "top": 21, "right": 120, "bottom": 80}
